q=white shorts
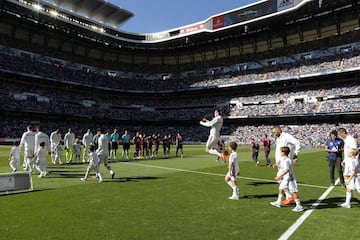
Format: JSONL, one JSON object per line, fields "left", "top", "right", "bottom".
{"left": 51, "top": 143, "right": 57, "bottom": 152}
{"left": 206, "top": 135, "right": 218, "bottom": 149}
{"left": 279, "top": 176, "right": 299, "bottom": 193}
{"left": 24, "top": 149, "right": 34, "bottom": 159}
{"left": 343, "top": 159, "right": 352, "bottom": 176}
{"left": 97, "top": 153, "right": 109, "bottom": 165}
{"left": 86, "top": 163, "right": 100, "bottom": 173}
{"left": 226, "top": 170, "right": 239, "bottom": 182}
{"left": 347, "top": 176, "right": 360, "bottom": 192}
{"left": 10, "top": 157, "right": 20, "bottom": 166}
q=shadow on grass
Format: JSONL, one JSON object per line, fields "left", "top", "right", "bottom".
{"left": 242, "top": 193, "right": 278, "bottom": 199}
{"left": 303, "top": 197, "right": 360, "bottom": 210}
{"left": 46, "top": 174, "right": 162, "bottom": 182}
{"left": 247, "top": 181, "right": 278, "bottom": 186}
{"left": 46, "top": 172, "right": 85, "bottom": 178}
{"left": 121, "top": 157, "right": 186, "bottom": 163}
{"left": 0, "top": 188, "right": 54, "bottom": 197}
{"left": 110, "top": 176, "right": 162, "bottom": 183}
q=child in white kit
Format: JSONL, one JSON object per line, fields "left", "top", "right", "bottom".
{"left": 81, "top": 144, "right": 103, "bottom": 182}
{"left": 9, "top": 141, "right": 21, "bottom": 173}
{"left": 225, "top": 141, "right": 240, "bottom": 200}
{"left": 270, "top": 146, "right": 304, "bottom": 212}
{"left": 55, "top": 141, "right": 63, "bottom": 165}
{"left": 74, "top": 138, "right": 81, "bottom": 163}
{"left": 33, "top": 141, "right": 48, "bottom": 178}
{"left": 339, "top": 148, "right": 360, "bottom": 208}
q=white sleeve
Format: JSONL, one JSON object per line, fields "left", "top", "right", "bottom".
{"left": 200, "top": 120, "right": 210, "bottom": 127}
{"left": 200, "top": 117, "right": 219, "bottom": 128}
{"left": 348, "top": 138, "right": 357, "bottom": 149}
{"left": 288, "top": 134, "right": 301, "bottom": 156}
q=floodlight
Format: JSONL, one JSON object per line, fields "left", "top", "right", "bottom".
{"left": 49, "top": 10, "right": 58, "bottom": 17}
{"left": 32, "top": 3, "right": 43, "bottom": 11}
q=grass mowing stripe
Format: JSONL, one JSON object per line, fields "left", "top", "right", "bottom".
{"left": 122, "top": 161, "right": 225, "bottom": 177}
{"left": 123, "top": 161, "right": 328, "bottom": 190}
{"left": 278, "top": 178, "right": 340, "bottom": 240}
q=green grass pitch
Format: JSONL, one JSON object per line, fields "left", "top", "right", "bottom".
{"left": 0, "top": 144, "right": 358, "bottom": 240}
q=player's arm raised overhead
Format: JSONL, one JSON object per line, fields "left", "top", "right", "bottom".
{"left": 199, "top": 116, "right": 219, "bottom": 127}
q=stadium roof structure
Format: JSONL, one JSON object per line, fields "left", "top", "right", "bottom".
{"left": 48, "top": 0, "right": 133, "bottom": 27}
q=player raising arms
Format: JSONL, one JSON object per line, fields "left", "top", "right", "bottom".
{"left": 200, "top": 109, "right": 227, "bottom": 162}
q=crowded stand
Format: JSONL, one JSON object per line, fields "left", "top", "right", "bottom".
{"left": 229, "top": 84, "right": 360, "bottom": 117}
{"left": 1, "top": 75, "right": 359, "bottom": 122}
{"left": 0, "top": 0, "right": 359, "bottom": 152}
{"left": 231, "top": 123, "right": 360, "bottom": 148}
{"left": 0, "top": 31, "right": 360, "bottom": 92}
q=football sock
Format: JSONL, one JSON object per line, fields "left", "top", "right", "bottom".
{"left": 345, "top": 191, "right": 352, "bottom": 204}
{"left": 209, "top": 149, "right": 220, "bottom": 156}
{"left": 277, "top": 194, "right": 283, "bottom": 203}
{"left": 284, "top": 189, "right": 291, "bottom": 199}
{"left": 232, "top": 186, "right": 238, "bottom": 196}
{"left": 97, "top": 173, "right": 103, "bottom": 182}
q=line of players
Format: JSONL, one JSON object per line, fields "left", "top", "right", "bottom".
{"left": 10, "top": 125, "right": 184, "bottom": 178}
{"left": 59, "top": 129, "right": 184, "bottom": 163}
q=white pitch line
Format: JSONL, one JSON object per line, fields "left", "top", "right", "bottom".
{"left": 277, "top": 179, "right": 340, "bottom": 240}
{"left": 122, "top": 161, "right": 224, "bottom": 177}
{"left": 122, "top": 162, "right": 328, "bottom": 189}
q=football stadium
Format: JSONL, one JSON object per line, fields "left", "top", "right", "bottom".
{"left": 0, "top": 0, "right": 359, "bottom": 239}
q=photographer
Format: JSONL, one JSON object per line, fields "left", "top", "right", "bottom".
{"left": 325, "top": 130, "right": 345, "bottom": 187}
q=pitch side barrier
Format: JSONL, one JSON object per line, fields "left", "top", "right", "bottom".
{"left": 0, "top": 172, "right": 33, "bottom": 195}
{"left": 0, "top": 138, "right": 20, "bottom": 146}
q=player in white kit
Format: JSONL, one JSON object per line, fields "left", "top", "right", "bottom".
{"left": 96, "top": 128, "right": 115, "bottom": 179}
{"left": 50, "top": 129, "right": 61, "bottom": 164}
{"left": 339, "top": 148, "right": 360, "bottom": 208}
{"left": 64, "top": 128, "right": 75, "bottom": 163}
{"left": 19, "top": 125, "right": 35, "bottom": 171}
{"left": 225, "top": 141, "right": 240, "bottom": 200}
{"left": 81, "top": 144, "right": 103, "bottom": 182}
{"left": 272, "top": 125, "right": 301, "bottom": 206}
{"left": 200, "top": 109, "right": 226, "bottom": 162}
{"left": 9, "top": 141, "right": 21, "bottom": 173}
{"left": 270, "top": 146, "right": 304, "bottom": 212}
{"left": 82, "top": 129, "right": 93, "bottom": 163}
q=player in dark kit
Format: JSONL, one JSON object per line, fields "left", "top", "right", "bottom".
{"left": 166, "top": 134, "right": 172, "bottom": 158}
{"left": 153, "top": 133, "right": 160, "bottom": 158}
{"left": 261, "top": 134, "right": 272, "bottom": 166}
{"left": 176, "top": 133, "right": 184, "bottom": 158}
{"left": 132, "top": 132, "right": 141, "bottom": 160}
{"left": 251, "top": 138, "right": 260, "bottom": 166}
